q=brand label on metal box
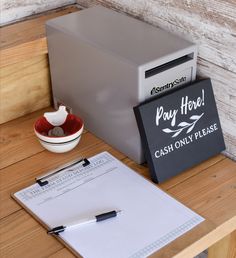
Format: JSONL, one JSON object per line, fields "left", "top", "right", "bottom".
{"left": 144, "top": 68, "right": 192, "bottom": 99}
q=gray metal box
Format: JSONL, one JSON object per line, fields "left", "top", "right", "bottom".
{"left": 46, "top": 6, "right": 197, "bottom": 163}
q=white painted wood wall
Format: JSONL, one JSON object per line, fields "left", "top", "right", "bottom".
{"left": 0, "top": 0, "right": 76, "bottom": 25}
{"left": 77, "top": 0, "right": 236, "bottom": 160}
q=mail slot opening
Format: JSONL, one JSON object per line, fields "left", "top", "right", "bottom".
{"left": 145, "top": 53, "right": 194, "bottom": 78}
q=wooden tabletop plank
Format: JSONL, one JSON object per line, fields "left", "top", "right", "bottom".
{"left": 0, "top": 210, "right": 63, "bottom": 258}
{"left": 167, "top": 158, "right": 236, "bottom": 224}
{"left": 123, "top": 154, "right": 226, "bottom": 190}
{"left": 150, "top": 220, "right": 215, "bottom": 258}
{"left": 208, "top": 231, "right": 236, "bottom": 258}
{"left": 0, "top": 108, "right": 51, "bottom": 169}
{"left": 0, "top": 5, "right": 80, "bottom": 68}
{"left": 203, "top": 192, "right": 236, "bottom": 227}
{"left": 47, "top": 248, "right": 76, "bottom": 258}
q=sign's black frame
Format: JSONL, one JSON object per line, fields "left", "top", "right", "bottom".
{"left": 134, "top": 79, "right": 225, "bottom": 183}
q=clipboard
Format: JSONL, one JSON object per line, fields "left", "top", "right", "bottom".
{"left": 12, "top": 151, "right": 208, "bottom": 258}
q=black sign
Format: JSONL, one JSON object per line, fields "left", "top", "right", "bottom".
{"left": 134, "top": 79, "right": 225, "bottom": 183}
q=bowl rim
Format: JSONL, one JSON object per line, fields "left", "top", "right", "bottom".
{"left": 34, "top": 114, "right": 84, "bottom": 142}
{"left": 34, "top": 114, "right": 83, "bottom": 138}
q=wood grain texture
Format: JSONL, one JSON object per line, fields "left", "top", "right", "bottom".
{"left": 0, "top": 55, "right": 51, "bottom": 124}
{"left": 197, "top": 58, "right": 236, "bottom": 160}
{"left": 77, "top": 0, "right": 236, "bottom": 73}
{"left": 123, "top": 154, "right": 226, "bottom": 190}
{"left": 0, "top": 108, "right": 51, "bottom": 170}
{"left": 0, "top": 5, "right": 80, "bottom": 68}
{"left": 76, "top": 0, "right": 236, "bottom": 160}
{"left": 0, "top": 5, "right": 81, "bottom": 125}
{"left": 208, "top": 230, "right": 236, "bottom": 258}
{"left": 0, "top": 210, "right": 63, "bottom": 258}
{"left": 47, "top": 248, "right": 76, "bottom": 258}
{"left": 167, "top": 158, "right": 236, "bottom": 225}
{"left": 155, "top": 217, "right": 236, "bottom": 258}
{"left": 0, "top": 0, "right": 75, "bottom": 25}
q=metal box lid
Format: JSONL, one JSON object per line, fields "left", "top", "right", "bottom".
{"left": 47, "top": 6, "right": 195, "bottom": 66}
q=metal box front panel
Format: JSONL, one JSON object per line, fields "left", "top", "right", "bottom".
{"left": 47, "top": 26, "right": 144, "bottom": 163}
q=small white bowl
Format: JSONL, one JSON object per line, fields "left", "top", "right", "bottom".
{"left": 37, "top": 136, "right": 82, "bottom": 153}
{"left": 34, "top": 110, "right": 84, "bottom": 153}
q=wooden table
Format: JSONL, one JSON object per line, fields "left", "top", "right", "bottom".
{"left": 0, "top": 108, "right": 236, "bottom": 258}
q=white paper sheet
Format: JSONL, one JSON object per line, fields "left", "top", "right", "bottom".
{"left": 14, "top": 152, "right": 204, "bottom": 258}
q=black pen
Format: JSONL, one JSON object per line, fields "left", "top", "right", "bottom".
{"left": 47, "top": 210, "right": 122, "bottom": 235}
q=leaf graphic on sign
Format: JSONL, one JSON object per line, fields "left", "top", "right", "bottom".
{"left": 172, "top": 130, "right": 183, "bottom": 138}
{"left": 162, "top": 128, "right": 174, "bottom": 133}
{"left": 161, "top": 113, "right": 204, "bottom": 138}
{"left": 190, "top": 115, "right": 202, "bottom": 120}
{"left": 186, "top": 123, "right": 195, "bottom": 134}
{"left": 178, "top": 122, "right": 191, "bottom": 127}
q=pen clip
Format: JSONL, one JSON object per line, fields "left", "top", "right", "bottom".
{"left": 36, "top": 158, "right": 90, "bottom": 187}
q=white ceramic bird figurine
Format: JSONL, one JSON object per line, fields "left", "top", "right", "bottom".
{"left": 44, "top": 106, "right": 68, "bottom": 126}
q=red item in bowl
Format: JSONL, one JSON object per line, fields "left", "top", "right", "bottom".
{"left": 34, "top": 114, "right": 83, "bottom": 137}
